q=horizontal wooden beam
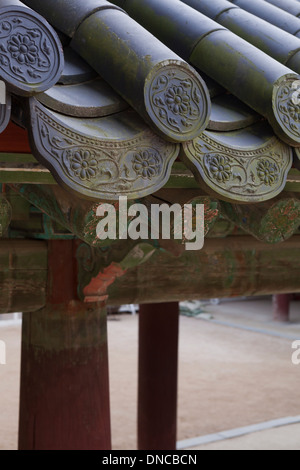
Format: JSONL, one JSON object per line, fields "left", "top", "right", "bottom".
{"left": 2, "top": 235, "right": 300, "bottom": 311}
{"left": 1, "top": 155, "right": 300, "bottom": 195}
{"left": 105, "top": 236, "right": 300, "bottom": 304}
{"left": 0, "top": 240, "right": 47, "bottom": 314}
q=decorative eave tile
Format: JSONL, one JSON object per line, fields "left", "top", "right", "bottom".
{"left": 181, "top": 121, "right": 293, "bottom": 203}
{"left": 27, "top": 98, "right": 180, "bottom": 201}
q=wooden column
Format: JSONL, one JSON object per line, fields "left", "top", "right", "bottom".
{"left": 138, "top": 302, "right": 179, "bottom": 450}
{"left": 273, "top": 294, "right": 291, "bottom": 322}
{"left": 18, "top": 241, "right": 111, "bottom": 450}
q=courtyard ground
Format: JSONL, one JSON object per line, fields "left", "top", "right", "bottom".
{"left": 0, "top": 298, "right": 300, "bottom": 450}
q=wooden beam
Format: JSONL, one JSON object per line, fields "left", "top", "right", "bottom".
{"left": 0, "top": 194, "right": 12, "bottom": 236}
{"left": 2, "top": 236, "right": 300, "bottom": 311}
{"left": 221, "top": 195, "right": 300, "bottom": 243}
{"left": 1, "top": 151, "right": 300, "bottom": 196}
{"left": 0, "top": 240, "right": 47, "bottom": 314}
{"left": 105, "top": 236, "right": 300, "bottom": 304}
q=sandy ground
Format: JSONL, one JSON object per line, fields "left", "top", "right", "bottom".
{"left": 0, "top": 298, "right": 300, "bottom": 450}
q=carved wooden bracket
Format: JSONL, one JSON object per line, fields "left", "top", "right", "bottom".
{"left": 221, "top": 194, "right": 300, "bottom": 243}
{"left": 0, "top": 0, "right": 64, "bottom": 95}
{"left": 27, "top": 98, "right": 180, "bottom": 200}
{"left": 181, "top": 121, "right": 293, "bottom": 203}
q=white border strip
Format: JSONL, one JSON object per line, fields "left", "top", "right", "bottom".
{"left": 177, "top": 416, "right": 300, "bottom": 449}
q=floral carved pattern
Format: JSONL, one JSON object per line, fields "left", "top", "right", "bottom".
{"left": 70, "top": 150, "right": 98, "bottom": 181}
{"left": 145, "top": 64, "right": 210, "bottom": 140}
{"left": 132, "top": 151, "right": 161, "bottom": 180}
{"left": 257, "top": 160, "right": 279, "bottom": 186}
{"left": 165, "top": 86, "right": 190, "bottom": 116}
{"left": 274, "top": 78, "right": 300, "bottom": 140}
{"left": 0, "top": 9, "right": 62, "bottom": 93}
{"left": 8, "top": 34, "right": 38, "bottom": 65}
{"left": 182, "top": 132, "right": 292, "bottom": 203}
{"left": 31, "top": 102, "right": 179, "bottom": 200}
{"left": 208, "top": 155, "right": 232, "bottom": 183}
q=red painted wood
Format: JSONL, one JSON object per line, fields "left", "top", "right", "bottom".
{"left": 138, "top": 302, "right": 179, "bottom": 450}
{"left": 273, "top": 294, "right": 291, "bottom": 322}
{"left": 47, "top": 240, "right": 77, "bottom": 304}
{"left": 0, "top": 122, "right": 31, "bottom": 153}
{"left": 18, "top": 241, "right": 112, "bottom": 450}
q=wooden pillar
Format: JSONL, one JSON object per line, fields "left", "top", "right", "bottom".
{"left": 273, "top": 294, "right": 291, "bottom": 322}
{"left": 18, "top": 241, "right": 111, "bottom": 450}
{"left": 138, "top": 302, "right": 179, "bottom": 450}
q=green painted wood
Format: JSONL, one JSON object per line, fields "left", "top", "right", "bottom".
{"left": 8, "top": 183, "right": 122, "bottom": 247}
{"left": 0, "top": 164, "right": 56, "bottom": 184}
{"left": 2, "top": 154, "right": 300, "bottom": 196}
{"left": 0, "top": 194, "right": 12, "bottom": 236}
{"left": 285, "top": 168, "right": 300, "bottom": 192}
{"left": 0, "top": 239, "right": 47, "bottom": 314}
{"left": 7, "top": 190, "right": 31, "bottom": 221}
{"left": 104, "top": 236, "right": 300, "bottom": 304}
{"left": 0, "top": 153, "right": 37, "bottom": 163}
{"left": 206, "top": 217, "right": 236, "bottom": 238}
{"left": 221, "top": 195, "right": 300, "bottom": 243}
{"left": 115, "top": 0, "right": 300, "bottom": 146}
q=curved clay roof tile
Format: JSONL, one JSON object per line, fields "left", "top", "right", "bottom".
{"left": 229, "top": 0, "right": 300, "bottom": 37}
{"left": 113, "top": 0, "right": 300, "bottom": 147}
{"left": 21, "top": 0, "right": 212, "bottom": 143}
